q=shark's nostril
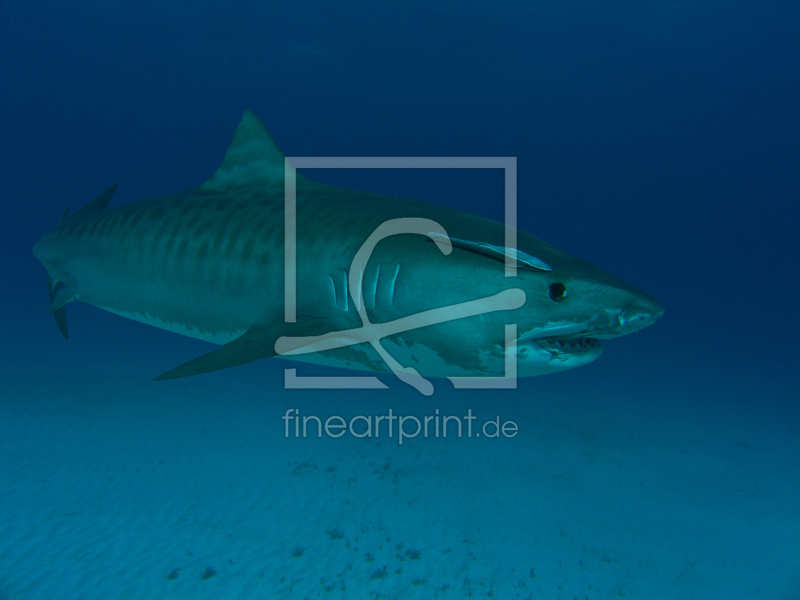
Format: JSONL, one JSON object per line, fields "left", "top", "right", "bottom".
{"left": 618, "top": 297, "right": 664, "bottom": 329}
{"left": 640, "top": 296, "right": 665, "bottom": 320}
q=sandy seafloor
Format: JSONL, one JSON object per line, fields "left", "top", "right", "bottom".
{"left": 0, "top": 357, "right": 797, "bottom": 600}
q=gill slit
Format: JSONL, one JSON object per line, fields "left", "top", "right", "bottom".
{"left": 388, "top": 264, "right": 400, "bottom": 306}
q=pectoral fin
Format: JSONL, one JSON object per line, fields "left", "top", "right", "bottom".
{"left": 154, "top": 326, "right": 276, "bottom": 380}
{"left": 154, "top": 317, "right": 331, "bottom": 380}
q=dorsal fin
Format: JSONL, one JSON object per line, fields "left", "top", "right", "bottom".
{"left": 201, "top": 110, "right": 299, "bottom": 192}
{"left": 71, "top": 184, "right": 118, "bottom": 219}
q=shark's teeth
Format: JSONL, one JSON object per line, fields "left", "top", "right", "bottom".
{"left": 536, "top": 337, "right": 598, "bottom": 354}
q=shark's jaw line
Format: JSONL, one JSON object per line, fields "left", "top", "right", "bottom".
{"left": 518, "top": 332, "right": 602, "bottom": 369}
{"left": 516, "top": 321, "right": 591, "bottom": 342}
{"left": 32, "top": 110, "right": 663, "bottom": 384}
{"left": 532, "top": 336, "right": 599, "bottom": 354}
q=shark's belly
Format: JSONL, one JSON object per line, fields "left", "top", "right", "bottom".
{"left": 99, "top": 305, "right": 246, "bottom": 345}
{"left": 274, "top": 335, "right": 601, "bottom": 379}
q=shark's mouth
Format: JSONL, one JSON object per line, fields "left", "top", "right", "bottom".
{"left": 532, "top": 336, "right": 599, "bottom": 354}
{"left": 515, "top": 334, "right": 602, "bottom": 370}
{"left": 515, "top": 323, "right": 602, "bottom": 361}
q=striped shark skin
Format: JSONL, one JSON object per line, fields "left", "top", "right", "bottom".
{"left": 33, "top": 111, "right": 663, "bottom": 386}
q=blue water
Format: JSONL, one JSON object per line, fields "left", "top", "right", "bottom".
{"left": 1, "top": 2, "right": 798, "bottom": 598}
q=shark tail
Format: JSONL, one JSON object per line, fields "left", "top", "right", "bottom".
{"left": 47, "top": 277, "right": 69, "bottom": 339}
{"left": 45, "top": 184, "right": 119, "bottom": 340}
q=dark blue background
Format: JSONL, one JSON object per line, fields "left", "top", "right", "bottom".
{"left": 1, "top": 1, "right": 798, "bottom": 417}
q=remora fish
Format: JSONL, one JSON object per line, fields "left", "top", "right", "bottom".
{"left": 33, "top": 111, "right": 663, "bottom": 387}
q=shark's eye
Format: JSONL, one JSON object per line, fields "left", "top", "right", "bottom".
{"left": 548, "top": 282, "right": 567, "bottom": 302}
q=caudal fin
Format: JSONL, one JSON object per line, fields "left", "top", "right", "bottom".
{"left": 43, "top": 184, "right": 119, "bottom": 339}
{"left": 47, "top": 276, "right": 69, "bottom": 339}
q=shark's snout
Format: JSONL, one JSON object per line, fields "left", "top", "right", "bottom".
{"left": 510, "top": 273, "right": 663, "bottom": 377}
{"left": 586, "top": 289, "right": 664, "bottom": 341}
{"left": 616, "top": 293, "right": 665, "bottom": 335}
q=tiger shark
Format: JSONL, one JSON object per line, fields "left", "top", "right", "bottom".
{"left": 33, "top": 110, "right": 663, "bottom": 390}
